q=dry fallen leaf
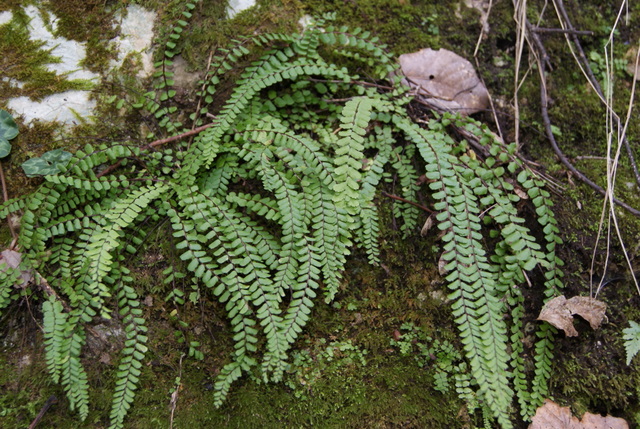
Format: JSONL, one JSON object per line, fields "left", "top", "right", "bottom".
{"left": 537, "top": 296, "right": 607, "bottom": 337}
{"left": 0, "top": 249, "right": 33, "bottom": 288}
{"left": 398, "top": 48, "right": 489, "bottom": 115}
{"left": 420, "top": 214, "right": 435, "bottom": 237}
{"left": 529, "top": 399, "right": 628, "bottom": 429}
{"left": 437, "top": 252, "right": 449, "bottom": 276}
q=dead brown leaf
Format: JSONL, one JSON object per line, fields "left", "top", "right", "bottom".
{"left": 0, "top": 249, "right": 33, "bottom": 288}
{"left": 537, "top": 296, "right": 607, "bottom": 337}
{"left": 529, "top": 399, "right": 628, "bottom": 429}
{"left": 398, "top": 48, "right": 489, "bottom": 115}
{"left": 438, "top": 252, "right": 449, "bottom": 276}
{"left": 420, "top": 214, "right": 435, "bottom": 237}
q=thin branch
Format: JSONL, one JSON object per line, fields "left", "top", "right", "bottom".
{"left": 36, "top": 272, "right": 72, "bottom": 312}
{"left": 169, "top": 354, "right": 184, "bottom": 429}
{"left": 381, "top": 191, "right": 434, "bottom": 213}
{"left": 307, "top": 77, "right": 394, "bottom": 91}
{"left": 96, "top": 123, "right": 214, "bottom": 178}
{"left": 28, "top": 395, "right": 58, "bottom": 429}
{"left": 532, "top": 27, "right": 594, "bottom": 36}
{"left": 0, "top": 161, "right": 18, "bottom": 246}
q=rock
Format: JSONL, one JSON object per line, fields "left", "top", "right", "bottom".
{"left": 227, "top": 0, "right": 257, "bottom": 19}
{"left": 4, "top": 3, "right": 156, "bottom": 126}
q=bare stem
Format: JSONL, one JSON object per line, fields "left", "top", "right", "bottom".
{"left": 96, "top": 123, "right": 214, "bottom": 178}
{"left": 381, "top": 191, "right": 434, "bottom": 213}
{"left": 0, "top": 161, "right": 18, "bottom": 246}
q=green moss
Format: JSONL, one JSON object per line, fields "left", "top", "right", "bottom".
{"left": 302, "top": 0, "right": 443, "bottom": 56}
{"left": 173, "top": 0, "right": 303, "bottom": 69}
{"left": 0, "top": 17, "right": 93, "bottom": 101}
{"left": 44, "top": 0, "right": 119, "bottom": 74}
{"left": 551, "top": 322, "right": 640, "bottom": 420}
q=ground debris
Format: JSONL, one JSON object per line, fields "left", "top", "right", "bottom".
{"left": 529, "top": 399, "right": 628, "bottom": 429}
{"left": 537, "top": 295, "right": 606, "bottom": 337}
{"left": 398, "top": 48, "right": 489, "bottom": 115}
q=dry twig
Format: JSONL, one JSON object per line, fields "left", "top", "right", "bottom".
{"left": 521, "top": 7, "right": 640, "bottom": 217}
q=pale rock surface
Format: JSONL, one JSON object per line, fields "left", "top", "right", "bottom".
{"left": 5, "top": 3, "right": 156, "bottom": 126}
{"left": 227, "top": 0, "right": 257, "bottom": 18}
{"left": 111, "top": 5, "right": 157, "bottom": 77}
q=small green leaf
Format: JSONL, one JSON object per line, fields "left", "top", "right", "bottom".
{"left": 0, "top": 110, "right": 19, "bottom": 158}
{"left": 550, "top": 125, "right": 562, "bottom": 137}
{"left": 624, "top": 321, "right": 640, "bottom": 365}
{"left": 21, "top": 149, "right": 73, "bottom": 177}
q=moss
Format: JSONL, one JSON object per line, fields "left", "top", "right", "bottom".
{"left": 44, "top": 0, "right": 120, "bottom": 74}
{"left": 0, "top": 16, "right": 94, "bottom": 101}
{"left": 551, "top": 321, "right": 640, "bottom": 422}
{"left": 302, "top": 0, "right": 443, "bottom": 56}
{"left": 173, "top": 0, "right": 304, "bottom": 69}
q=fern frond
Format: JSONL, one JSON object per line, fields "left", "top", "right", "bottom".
{"left": 517, "top": 170, "right": 564, "bottom": 417}
{"left": 397, "top": 116, "right": 514, "bottom": 428}
{"left": 0, "top": 268, "right": 18, "bottom": 311}
{"left": 169, "top": 185, "right": 287, "bottom": 388}
{"left": 73, "top": 182, "right": 169, "bottom": 317}
{"left": 43, "top": 297, "right": 67, "bottom": 383}
{"left": 332, "top": 97, "right": 373, "bottom": 216}
{"left": 109, "top": 276, "right": 148, "bottom": 429}
{"left": 356, "top": 150, "right": 389, "bottom": 265}
{"left": 388, "top": 145, "right": 420, "bottom": 236}
{"left": 59, "top": 321, "right": 90, "bottom": 420}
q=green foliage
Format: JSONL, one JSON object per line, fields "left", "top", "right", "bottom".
{"left": 588, "top": 50, "right": 629, "bottom": 93}
{"left": 391, "top": 323, "right": 464, "bottom": 394}
{"left": 0, "top": 109, "right": 19, "bottom": 158}
{"left": 109, "top": 277, "right": 148, "bottom": 429}
{"left": 624, "top": 321, "right": 640, "bottom": 366}
{"left": 21, "top": 149, "right": 73, "bottom": 177}
{"left": 0, "top": 12, "right": 565, "bottom": 429}
{"left": 284, "top": 339, "right": 368, "bottom": 399}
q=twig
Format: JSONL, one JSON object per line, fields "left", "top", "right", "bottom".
{"left": 575, "top": 155, "right": 608, "bottom": 161}
{"left": 35, "top": 271, "right": 72, "bottom": 312}
{"left": 307, "top": 77, "right": 394, "bottom": 91}
{"left": 96, "top": 123, "right": 214, "bottom": 178}
{"left": 552, "top": 0, "right": 640, "bottom": 189}
{"left": 28, "top": 395, "right": 58, "bottom": 429}
{"left": 168, "top": 354, "right": 184, "bottom": 429}
{"left": 0, "top": 161, "right": 18, "bottom": 246}
{"left": 381, "top": 191, "right": 434, "bottom": 213}
{"left": 146, "top": 123, "right": 214, "bottom": 149}
{"left": 532, "top": 27, "right": 594, "bottom": 36}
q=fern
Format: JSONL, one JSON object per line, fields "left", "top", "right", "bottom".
{"left": 109, "top": 272, "right": 148, "bottom": 429}
{"left": 623, "top": 321, "right": 640, "bottom": 365}
{"left": 0, "top": 13, "right": 566, "bottom": 428}
{"left": 396, "top": 117, "right": 514, "bottom": 426}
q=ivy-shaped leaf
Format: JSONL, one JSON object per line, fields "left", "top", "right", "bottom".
{"left": 21, "top": 149, "right": 73, "bottom": 177}
{"left": 0, "top": 110, "right": 19, "bottom": 158}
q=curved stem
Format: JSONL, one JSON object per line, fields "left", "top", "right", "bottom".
{"left": 96, "top": 123, "right": 215, "bottom": 179}
{"left": 381, "top": 191, "right": 434, "bottom": 213}
{"left": 0, "top": 161, "right": 18, "bottom": 246}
